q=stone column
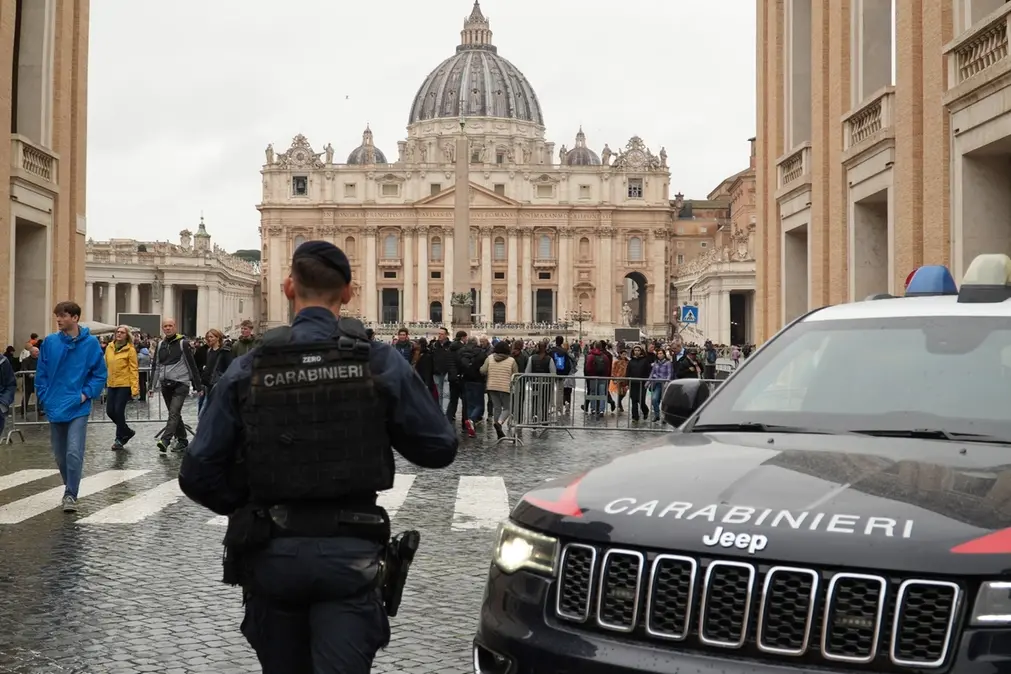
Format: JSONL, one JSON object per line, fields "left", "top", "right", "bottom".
{"left": 129, "top": 283, "right": 140, "bottom": 314}
{"left": 84, "top": 281, "right": 94, "bottom": 321}
{"left": 444, "top": 235, "right": 454, "bottom": 322}
{"left": 598, "top": 229, "right": 614, "bottom": 325}
{"left": 521, "top": 230, "right": 532, "bottom": 322}
{"left": 106, "top": 282, "right": 119, "bottom": 323}
{"left": 557, "top": 231, "right": 571, "bottom": 319}
{"left": 719, "top": 290, "right": 732, "bottom": 344}
{"left": 364, "top": 227, "right": 378, "bottom": 322}
{"left": 403, "top": 227, "right": 415, "bottom": 322}
{"left": 506, "top": 228, "right": 519, "bottom": 322}
{"left": 417, "top": 227, "right": 429, "bottom": 321}
{"left": 197, "top": 285, "right": 209, "bottom": 337}
{"left": 480, "top": 227, "right": 492, "bottom": 323}
{"left": 162, "top": 284, "right": 174, "bottom": 322}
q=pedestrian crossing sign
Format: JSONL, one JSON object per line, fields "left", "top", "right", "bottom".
{"left": 679, "top": 306, "right": 699, "bottom": 324}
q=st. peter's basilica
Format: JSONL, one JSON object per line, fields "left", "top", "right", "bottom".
{"left": 258, "top": 1, "right": 676, "bottom": 335}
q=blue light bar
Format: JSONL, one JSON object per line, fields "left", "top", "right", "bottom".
{"left": 905, "top": 265, "right": 958, "bottom": 297}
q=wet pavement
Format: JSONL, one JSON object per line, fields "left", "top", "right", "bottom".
{"left": 0, "top": 397, "right": 664, "bottom": 673}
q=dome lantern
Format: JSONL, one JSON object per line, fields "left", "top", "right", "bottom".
{"left": 564, "top": 126, "right": 601, "bottom": 166}
{"left": 346, "top": 124, "right": 388, "bottom": 165}
{"left": 460, "top": 1, "right": 494, "bottom": 52}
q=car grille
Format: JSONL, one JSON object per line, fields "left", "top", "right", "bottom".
{"left": 554, "top": 543, "right": 962, "bottom": 670}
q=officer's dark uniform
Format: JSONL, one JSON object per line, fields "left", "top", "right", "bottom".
{"left": 178, "top": 241, "right": 459, "bottom": 674}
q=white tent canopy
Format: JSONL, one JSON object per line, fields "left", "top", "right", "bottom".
{"left": 81, "top": 321, "right": 140, "bottom": 336}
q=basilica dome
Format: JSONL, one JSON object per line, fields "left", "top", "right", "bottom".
{"left": 408, "top": 2, "right": 544, "bottom": 127}
{"left": 563, "top": 127, "right": 601, "bottom": 166}
{"left": 346, "top": 125, "right": 388, "bottom": 165}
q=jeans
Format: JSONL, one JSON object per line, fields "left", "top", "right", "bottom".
{"left": 51, "top": 416, "right": 88, "bottom": 498}
{"left": 105, "top": 386, "right": 133, "bottom": 441}
{"left": 650, "top": 384, "right": 663, "bottom": 418}
{"left": 464, "top": 381, "right": 485, "bottom": 422}
{"left": 242, "top": 537, "right": 389, "bottom": 674}
{"left": 157, "top": 381, "right": 190, "bottom": 442}
{"left": 433, "top": 373, "right": 448, "bottom": 410}
{"left": 587, "top": 379, "right": 608, "bottom": 414}
{"left": 487, "top": 390, "right": 511, "bottom": 424}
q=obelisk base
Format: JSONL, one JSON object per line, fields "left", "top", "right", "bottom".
{"left": 452, "top": 302, "right": 472, "bottom": 328}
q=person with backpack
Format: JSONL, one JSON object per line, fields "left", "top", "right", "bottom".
{"left": 548, "top": 336, "right": 573, "bottom": 412}
{"left": 703, "top": 340, "right": 719, "bottom": 379}
{"left": 524, "top": 340, "right": 556, "bottom": 424}
{"left": 459, "top": 336, "right": 487, "bottom": 437}
{"left": 582, "top": 341, "right": 610, "bottom": 417}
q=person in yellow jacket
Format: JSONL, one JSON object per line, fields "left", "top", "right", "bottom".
{"left": 105, "top": 325, "right": 139, "bottom": 450}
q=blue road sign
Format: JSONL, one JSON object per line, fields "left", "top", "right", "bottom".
{"left": 679, "top": 305, "right": 699, "bottom": 324}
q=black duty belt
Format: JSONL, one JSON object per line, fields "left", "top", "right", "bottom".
{"left": 267, "top": 504, "right": 390, "bottom": 544}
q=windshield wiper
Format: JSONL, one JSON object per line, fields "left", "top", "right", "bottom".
{"left": 852, "top": 429, "right": 1011, "bottom": 445}
{"left": 689, "top": 422, "right": 851, "bottom": 435}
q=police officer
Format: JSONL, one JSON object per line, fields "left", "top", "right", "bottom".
{"left": 178, "top": 240, "right": 458, "bottom": 673}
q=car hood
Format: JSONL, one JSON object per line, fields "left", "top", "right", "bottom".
{"left": 512, "top": 432, "right": 1011, "bottom": 575}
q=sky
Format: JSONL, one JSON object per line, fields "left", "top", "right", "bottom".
{"left": 86, "top": 0, "right": 756, "bottom": 254}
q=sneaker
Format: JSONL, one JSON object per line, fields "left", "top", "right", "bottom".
{"left": 173, "top": 438, "right": 188, "bottom": 452}
{"left": 464, "top": 420, "right": 476, "bottom": 438}
{"left": 62, "top": 495, "right": 77, "bottom": 513}
{"left": 493, "top": 422, "right": 505, "bottom": 439}
{"left": 121, "top": 428, "right": 136, "bottom": 446}
{"left": 157, "top": 439, "right": 168, "bottom": 453}
{"left": 111, "top": 439, "right": 124, "bottom": 451}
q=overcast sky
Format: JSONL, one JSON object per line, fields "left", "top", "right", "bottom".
{"left": 86, "top": 0, "right": 756, "bottom": 253}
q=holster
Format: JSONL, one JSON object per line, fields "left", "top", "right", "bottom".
{"left": 221, "top": 504, "right": 273, "bottom": 587}
{"left": 381, "top": 530, "right": 421, "bottom": 617}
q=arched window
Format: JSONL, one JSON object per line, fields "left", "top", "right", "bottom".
{"left": 429, "top": 301, "right": 443, "bottom": 323}
{"left": 294, "top": 235, "right": 306, "bottom": 249}
{"left": 430, "top": 236, "right": 442, "bottom": 261}
{"left": 538, "top": 234, "right": 551, "bottom": 259}
{"left": 344, "top": 236, "right": 356, "bottom": 257}
{"left": 578, "top": 237, "right": 590, "bottom": 259}
{"left": 383, "top": 234, "right": 398, "bottom": 259}
{"left": 493, "top": 237, "right": 506, "bottom": 261}
{"left": 493, "top": 302, "right": 506, "bottom": 324}
{"left": 469, "top": 234, "right": 477, "bottom": 259}
{"left": 627, "top": 236, "right": 643, "bottom": 261}
{"left": 579, "top": 292, "right": 591, "bottom": 302}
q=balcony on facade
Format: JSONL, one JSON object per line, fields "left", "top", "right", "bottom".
{"left": 946, "top": 1, "right": 1011, "bottom": 94}
{"left": 843, "top": 87, "right": 896, "bottom": 155}
{"left": 775, "top": 142, "right": 812, "bottom": 197}
{"left": 532, "top": 257, "right": 557, "bottom": 269}
{"left": 10, "top": 134, "right": 58, "bottom": 194}
{"left": 378, "top": 257, "right": 401, "bottom": 269}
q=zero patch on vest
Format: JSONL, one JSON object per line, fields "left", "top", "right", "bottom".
{"left": 302, "top": 354, "right": 323, "bottom": 364}
{"left": 262, "top": 364, "right": 365, "bottom": 387}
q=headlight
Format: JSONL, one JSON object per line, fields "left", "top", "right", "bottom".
{"left": 493, "top": 521, "right": 558, "bottom": 575}
{"left": 972, "top": 581, "right": 1011, "bottom": 625}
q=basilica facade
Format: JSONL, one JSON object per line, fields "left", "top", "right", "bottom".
{"left": 258, "top": 1, "right": 672, "bottom": 335}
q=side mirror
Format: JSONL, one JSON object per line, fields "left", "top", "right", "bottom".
{"left": 661, "top": 379, "right": 711, "bottom": 427}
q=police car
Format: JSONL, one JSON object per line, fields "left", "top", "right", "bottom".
{"left": 473, "top": 253, "right": 1011, "bottom": 674}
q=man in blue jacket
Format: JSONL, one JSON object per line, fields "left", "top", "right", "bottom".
{"left": 0, "top": 353, "right": 15, "bottom": 440}
{"left": 178, "top": 241, "right": 458, "bottom": 673}
{"left": 35, "top": 301, "right": 108, "bottom": 512}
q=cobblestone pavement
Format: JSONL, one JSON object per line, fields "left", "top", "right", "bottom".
{"left": 0, "top": 396, "right": 663, "bottom": 673}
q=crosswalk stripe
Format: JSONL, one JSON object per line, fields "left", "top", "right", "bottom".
{"left": 0, "top": 470, "right": 149, "bottom": 524}
{"left": 0, "top": 469, "right": 60, "bottom": 493}
{"left": 79, "top": 479, "right": 183, "bottom": 524}
{"left": 208, "top": 473, "right": 419, "bottom": 526}
{"left": 378, "top": 474, "right": 416, "bottom": 519}
{"left": 451, "top": 476, "right": 510, "bottom": 531}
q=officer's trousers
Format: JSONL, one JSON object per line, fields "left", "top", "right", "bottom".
{"left": 241, "top": 536, "right": 390, "bottom": 674}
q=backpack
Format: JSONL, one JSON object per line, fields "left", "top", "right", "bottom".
{"left": 588, "top": 354, "right": 608, "bottom": 376}
{"left": 551, "top": 350, "right": 569, "bottom": 375}
{"left": 530, "top": 355, "right": 551, "bottom": 374}
{"left": 460, "top": 350, "right": 475, "bottom": 375}
{"left": 706, "top": 349, "right": 718, "bottom": 364}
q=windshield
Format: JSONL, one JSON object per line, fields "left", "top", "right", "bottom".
{"left": 693, "top": 316, "right": 1011, "bottom": 437}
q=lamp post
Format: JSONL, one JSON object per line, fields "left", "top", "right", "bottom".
{"left": 568, "top": 303, "right": 592, "bottom": 344}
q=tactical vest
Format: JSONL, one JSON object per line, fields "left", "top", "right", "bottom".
{"left": 241, "top": 319, "right": 394, "bottom": 505}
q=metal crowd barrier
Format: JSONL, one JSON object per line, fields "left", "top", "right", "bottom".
{"left": 496, "top": 373, "right": 725, "bottom": 445}
{"left": 2, "top": 368, "right": 185, "bottom": 445}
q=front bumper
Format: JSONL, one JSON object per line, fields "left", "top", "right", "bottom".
{"left": 473, "top": 565, "right": 1011, "bottom": 674}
